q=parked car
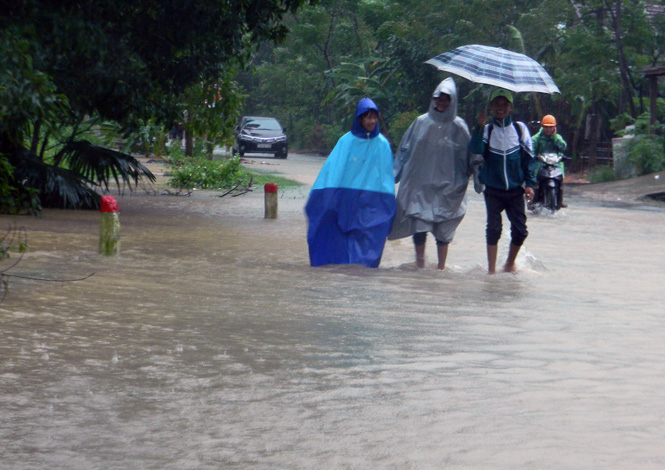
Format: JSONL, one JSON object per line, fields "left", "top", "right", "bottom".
{"left": 232, "top": 116, "right": 288, "bottom": 159}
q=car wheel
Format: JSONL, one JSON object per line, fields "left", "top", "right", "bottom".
{"left": 276, "top": 150, "right": 288, "bottom": 159}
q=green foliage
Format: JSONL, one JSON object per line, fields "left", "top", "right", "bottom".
{"left": 323, "top": 57, "right": 396, "bottom": 112}
{"left": 237, "top": 0, "right": 665, "bottom": 177}
{"left": 1, "top": 0, "right": 310, "bottom": 211}
{"left": 168, "top": 155, "right": 251, "bottom": 191}
{"left": 0, "top": 154, "right": 41, "bottom": 215}
{"left": 612, "top": 113, "right": 665, "bottom": 177}
{"left": 390, "top": 110, "right": 421, "bottom": 145}
{"left": 623, "top": 134, "right": 665, "bottom": 176}
{"left": 165, "top": 142, "right": 301, "bottom": 191}
{"left": 0, "top": 31, "right": 69, "bottom": 142}
{"left": 125, "top": 119, "right": 169, "bottom": 158}
{"left": 3, "top": 0, "right": 309, "bottom": 130}
{"left": 588, "top": 164, "right": 616, "bottom": 183}
{"left": 610, "top": 113, "right": 636, "bottom": 133}
{"left": 181, "top": 72, "right": 246, "bottom": 156}
{"left": 300, "top": 121, "right": 341, "bottom": 153}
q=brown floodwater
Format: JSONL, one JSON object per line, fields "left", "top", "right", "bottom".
{"left": 1, "top": 154, "right": 665, "bottom": 469}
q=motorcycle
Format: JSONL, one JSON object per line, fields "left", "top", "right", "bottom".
{"left": 531, "top": 152, "right": 565, "bottom": 214}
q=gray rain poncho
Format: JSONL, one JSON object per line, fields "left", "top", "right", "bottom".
{"left": 388, "top": 78, "right": 476, "bottom": 243}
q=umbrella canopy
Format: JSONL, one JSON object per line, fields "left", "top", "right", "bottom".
{"left": 426, "top": 44, "right": 560, "bottom": 94}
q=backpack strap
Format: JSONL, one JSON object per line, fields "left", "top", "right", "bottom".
{"left": 513, "top": 120, "right": 522, "bottom": 141}
{"left": 483, "top": 123, "right": 494, "bottom": 160}
{"left": 514, "top": 121, "right": 533, "bottom": 157}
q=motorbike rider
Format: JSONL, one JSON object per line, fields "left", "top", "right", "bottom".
{"left": 530, "top": 114, "right": 568, "bottom": 209}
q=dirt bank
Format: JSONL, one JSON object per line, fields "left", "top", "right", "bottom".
{"left": 565, "top": 170, "right": 665, "bottom": 209}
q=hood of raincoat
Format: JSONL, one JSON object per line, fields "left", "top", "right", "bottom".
{"left": 351, "top": 98, "right": 381, "bottom": 139}
{"left": 429, "top": 78, "right": 458, "bottom": 124}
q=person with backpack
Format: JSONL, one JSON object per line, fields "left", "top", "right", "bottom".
{"left": 468, "top": 89, "right": 538, "bottom": 274}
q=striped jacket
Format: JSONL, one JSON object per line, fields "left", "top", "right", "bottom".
{"left": 469, "top": 116, "right": 537, "bottom": 191}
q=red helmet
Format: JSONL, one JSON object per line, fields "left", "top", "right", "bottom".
{"left": 541, "top": 115, "right": 557, "bottom": 127}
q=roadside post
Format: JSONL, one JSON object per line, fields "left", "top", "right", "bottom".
{"left": 264, "top": 183, "right": 278, "bottom": 219}
{"left": 99, "top": 195, "right": 120, "bottom": 255}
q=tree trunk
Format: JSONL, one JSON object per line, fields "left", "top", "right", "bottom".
{"left": 30, "top": 118, "right": 42, "bottom": 156}
{"left": 585, "top": 105, "right": 600, "bottom": 167}
{"left": 609, "top": 0, "right": 636, "bottom": 118}
{"left": 649, "top": 74, "right": 658, "bottom": 133}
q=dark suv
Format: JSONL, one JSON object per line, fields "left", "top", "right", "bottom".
{"left": 232, "top": 116, "right": 288, "bottom": 159}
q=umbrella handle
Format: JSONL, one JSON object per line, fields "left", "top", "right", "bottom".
{"left": 477, "top": 87, "right": 494, "bottom": 127}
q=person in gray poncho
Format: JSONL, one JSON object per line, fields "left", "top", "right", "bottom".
{"left": 388, "top": 78, "right": 481, "bottom": 270}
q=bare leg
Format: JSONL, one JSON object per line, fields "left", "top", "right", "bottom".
{"left": 415, "top": 243, "right": 425, "bottom": 269}
{"left": 437, "top": 244, "right": 448, "bottom": 271}
{"left": 503, "top": 243, "right": 521, "bottom": 272}
{"left": 487, "top": 244, "right": 498, "bottom": 274}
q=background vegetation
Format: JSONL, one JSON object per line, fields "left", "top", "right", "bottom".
{"left": 1, "top": 0, "right": 664, "bottom": 212}
{"left": 0, "top": 0, "right": 310, "bottom": 212}
{"left": 238, "top": 0, "right": 665, "bottom": 171}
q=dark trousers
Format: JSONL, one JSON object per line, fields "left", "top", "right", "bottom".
{"left": 484, "top": 186, "right": 528, "bottom": 246}
{"left": 413, "top": 232, "right": 449, "bottom": 247}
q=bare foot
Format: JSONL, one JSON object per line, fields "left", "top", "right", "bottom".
{"left": 503, "top": 263, "right": 517, "bottom": 273}
{"left": 416, "top": 257, "right": 425, "bottom": 269}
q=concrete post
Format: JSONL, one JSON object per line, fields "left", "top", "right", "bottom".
{"left": 99, "top": 195, "right": 120, "bottom": 255}
{"left": 264, "top": 183, "right": 278, "bottom": 219}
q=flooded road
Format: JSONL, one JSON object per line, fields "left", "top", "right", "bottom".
{"left": 1, "top": 154, "right": 665, "bottom": 469}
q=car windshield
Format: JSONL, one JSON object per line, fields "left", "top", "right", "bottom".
{"left": 243, "top": 118, "right": 282, "bottom": 131}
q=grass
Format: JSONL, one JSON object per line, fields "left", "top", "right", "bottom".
{"left": 245, "top": 167, "right": 303, "bottom": 189}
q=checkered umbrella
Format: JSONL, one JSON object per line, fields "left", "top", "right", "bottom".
{"left": 426, "top": 44, "right": 560, "bottom": 94}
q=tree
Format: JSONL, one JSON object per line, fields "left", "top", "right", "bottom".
{"left": 181, "top": 73, "right": 246, "bottom": 158}
{"left": 0, "top": 0, "right": 310, "bottom": 211}
{"left": 236, "top": 0, "right": 664, "bottom": 171}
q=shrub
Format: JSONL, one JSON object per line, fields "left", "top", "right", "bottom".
{"left": 611, "top": 112, "right": 665, "bottom": 178}
{"left": 588, "top": 164, "right": 616, "bottom": 183}
{"left": 625, "top": 134, "right": 665, "bottom": 176}
{"left": 167, "top": 155, "right": 251, "bottom": 191}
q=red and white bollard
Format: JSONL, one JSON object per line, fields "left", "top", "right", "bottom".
{"left": 264, "top": 183, "right": 278, "bottom": 219}
{"left": 99, "top": 195, "right": 120, "bottom": 255}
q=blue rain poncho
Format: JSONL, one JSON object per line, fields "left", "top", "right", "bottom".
{"left": 305, "top": 98, "right": 396, "bottom": 268}
{"left": 388, "top": 78, "right": 474, "bottom": 243}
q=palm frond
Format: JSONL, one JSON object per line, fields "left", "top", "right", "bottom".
{"left": 54, "top": 140, "right": 156, "bottom": 192}
{"left": 12, "top": 148, "right": 101, "bottom": 209}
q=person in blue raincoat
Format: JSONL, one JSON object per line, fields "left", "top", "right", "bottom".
{"left": 305, "top": 98, "right": 396, "bottom": 268}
